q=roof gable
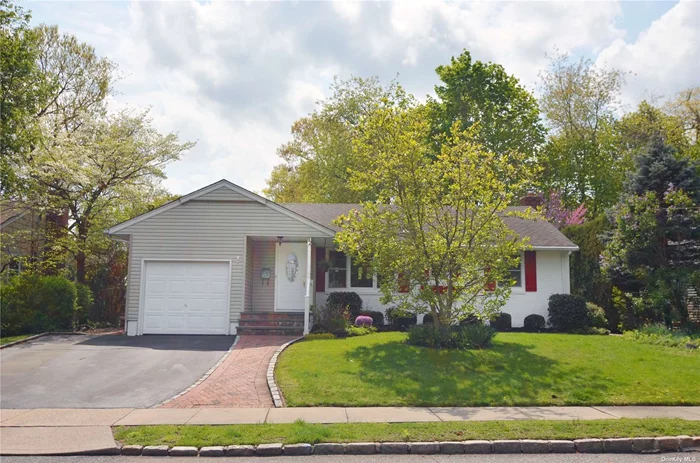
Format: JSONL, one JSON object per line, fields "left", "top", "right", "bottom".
{"left": 106, "top": 180, "right": 335, "bottom": 237}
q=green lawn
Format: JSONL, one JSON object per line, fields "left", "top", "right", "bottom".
{"left": 114, "top": 419, "right": 700, "bottom": 447}
{"left": 0, "top": 334, "right": 33, "bottom": 345}
{"left": 276, "top": 332, "right": 700, "bottom": 407}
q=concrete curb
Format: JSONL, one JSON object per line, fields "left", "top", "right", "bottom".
{"left": 266, "top": 337, "right": 303, "bottom": 408}
{"left": 0, "top": 333, "right": 49, "bottom": 349}
{"left": 153, "top": 335, "right": 240, "bottom": 408}
{"left": 0, "top": 331, "right": 101, "bottom": 350}
{"left": 81, "top": 436, "right": 700, "bottom": 457}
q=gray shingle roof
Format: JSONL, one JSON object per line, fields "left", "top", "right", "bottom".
{"left": 282, "top": 203, "right": 578, "bottom": 250}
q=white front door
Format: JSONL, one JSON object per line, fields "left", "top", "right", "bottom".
{"left": 275, "top": 242, "right": 307, "bottom": 312}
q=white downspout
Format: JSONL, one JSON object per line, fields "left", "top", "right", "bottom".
{"left": 304, "top": 237, "right": 312, "bottom": 335}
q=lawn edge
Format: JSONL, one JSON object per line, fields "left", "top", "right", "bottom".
{"left": 0, "top": 333, "right": 48, "bottom": 349}
{"left": 267, "top": 336, "right": 303, "bottom": 408}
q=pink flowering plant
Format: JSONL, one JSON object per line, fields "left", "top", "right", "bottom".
{"left": 354, "top": 315, "right": 374, "bottom": 327}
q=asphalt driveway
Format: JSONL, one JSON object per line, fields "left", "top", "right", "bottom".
{"left": 0, "top": 334, "right": 235, "bottom": 409}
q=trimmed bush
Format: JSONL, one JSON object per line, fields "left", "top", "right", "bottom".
{"left": 586, "top": 302, "right": 608, "bottom": 329}
{"left": 407, "top": 324, "right": 496, "bottom": 349}
{"left": 360, "top": 311, "right": 385, "bottom": 327}
{"left": 354, "top": 315, "right": 373, "bottom": 327}
{"left": 386, "top": 308, "right": 417, "bottom": 330}
{"left": 305, "top": 332, "right": 336, "bottom": 340}
{"left": 490, "top": 312, "right": 512, "bottom": 331}
{"left": 345, "top": 325, "right": 377, "bottom": 337}
{"left": 422, "top": 313, "right": 434, "bottom": 324}
{"left": 326, "top": 292, "right": 363, "bottom": 319}
{"left": 523, "top": 314, "right": 546, "bottom": 332}
{"left": 0, "top": 274, "right": 77, "bottom": 336}
{"left": 548, "top": 294, "right": 589, "bottom": 332}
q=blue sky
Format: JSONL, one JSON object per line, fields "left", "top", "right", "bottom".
{"left": 28, "top": 1, "right": 700, "bottom": 195}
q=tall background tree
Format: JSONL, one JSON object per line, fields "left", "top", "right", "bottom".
{"left": 0, "top": 0, "right": 46, "bottom": 194}
{"left": 264, "top": 76, "right": 407, "bottom": 203}
{"left": 538, "top": 53, "right": 626, "bottom": 213}
{"left": 428, "top": 50, "right": 546, "bottom": 179}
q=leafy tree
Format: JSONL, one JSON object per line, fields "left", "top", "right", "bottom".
{"left": 335, "top": 102, "right": 535, "bottom": 328}
{"left": 665, "top": 86, "right": 700, "bottom": 159}
{"left": 264, "top": 76, "right": 408, "bottom": 203}
{"left": 429, "top": 50, "right": 545, "bottom": 178}
{"left": 0, "top": 1, "right": 46, "bottom": 194}
{"left": 538, "top": 53, "right": 626, "bottom": 213}
{"left": 602, "top": 139, "right": 700, "bottom": 326}
{"left": 1, "top": 3, "right": 116, "bottom": 195}
{"left": 616, "top": 101, "right": 691, "bottom": 164}
{"left": 34, "top": 24, "right": 115, "bottom": 135}
{"left": 24, "top": 110, "right": 194, "bottom": 283}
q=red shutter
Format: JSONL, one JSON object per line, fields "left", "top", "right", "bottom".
{"left": 484, "top": 267, "right": 495, "bottom": 291}
{"left": 398, "top": 273, "right": 409, "bottom": 293}
{"left": 525, "top": 251, "right": 537, "bottom": 292}
{"left": 315, "top": 247, "right": 326, "bottom": 293}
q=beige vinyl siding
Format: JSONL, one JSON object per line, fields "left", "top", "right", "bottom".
{"left": 121, "top": 191, "right": 331, "bottom": 325}
{"left": 251, "top": 241, "right": 275, "bottom": 311}
{"left": 244, "top": 236, "right": 254, "bottom": 311}
{"left": 197, "top": 187, "right": 253, "bottom": 202}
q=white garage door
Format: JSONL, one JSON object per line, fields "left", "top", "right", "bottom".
{"left": 142, "top": 261, "right": 230, "bottom": 335}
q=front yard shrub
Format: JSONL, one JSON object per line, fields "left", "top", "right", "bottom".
{"left": 40, "top": 276, "right": 78, "bottom": 331}
{"left": 345, "top": 325, "right": 377, "bottom": 337}
{"left": 523, "top": 314, "right": 546, "bottom": 332}
{"left": 459, "top": 314, "right": 482, "bottom": 326}
{"left": 354, "top": 315, "right": 373, "bottom": 327}
{"left": 75, "top": 282, "right": 94, "bottom": 326}
{"left": 326, "top": 292, "right": 363, "bottom": 319}
{"left": 386, "top": 308, "right": 417, "bottom": 331}
{"left": 360, "top": 311, "right": 385, "bottom": 327}
{"left": 586, "top": 302, "right": 608, "bottom": 329}
{"left": 490, "top": 312, "right": 511, "bottom": 331}
{"left": 548, "top": 294, "right": 589, "bottom": 332}
{"left": 422, "top": 313, "right": 434, "bottom": 324}
{"left": 407, "top": 324, "right": 496, "bottom": 349}
{"left": 305, "top": 333, "right": 336, "bottom": 341}
{"left": 571, "top": 327, "right": 610, "bottom": 335}
{"left": 0, "top": 273, "right": 77, "bottom": 335}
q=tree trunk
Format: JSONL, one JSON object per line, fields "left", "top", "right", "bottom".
{"left": 76, "top": 251, "right": 86, "bottom": 284}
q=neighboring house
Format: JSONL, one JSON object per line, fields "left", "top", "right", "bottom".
{"left": 0, "top": 202, "right": 45, "bottom": 276}
{"left": 106, "top": 179, "right": 578, "bottom": 336}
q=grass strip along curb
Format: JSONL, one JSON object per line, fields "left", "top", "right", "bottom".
{"left": 112, "top": 419, "right": 700, "bottom": 456}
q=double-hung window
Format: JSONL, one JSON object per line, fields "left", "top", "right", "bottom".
{"left": 507, "top": 254, "right": 524, "bottom": 288}
{"left": 328, "top": 251, "right": 347, "bottom": 288}
{"left": 325, "top": 250, "right": 376, "bottom": 289}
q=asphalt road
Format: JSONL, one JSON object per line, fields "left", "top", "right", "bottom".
{"left": 0, "top": 334, "right": 234, "bottom": 408}
{"left": 0, "top": 454, "right": 689, "bottom": 463}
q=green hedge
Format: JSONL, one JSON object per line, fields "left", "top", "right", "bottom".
{"left": 548, "top": 294, "right": 589, "bottom": 332}
{"left": 1, "top": 274, "right": 78, "bottom": 336}
{"left": 326, "top": 292, "right": 363, "bottom": 319}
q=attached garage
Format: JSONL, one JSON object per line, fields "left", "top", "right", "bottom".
{"left": 141, "top": 261, "right": 231, "bottom": 335}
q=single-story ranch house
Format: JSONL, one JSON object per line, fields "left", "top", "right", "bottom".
{"left": 107, "top": 180, "right": 578, "bottom": 336}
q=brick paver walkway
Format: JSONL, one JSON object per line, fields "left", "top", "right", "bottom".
{"left": 160, "top": 335, "right": 295, "bottom": 408}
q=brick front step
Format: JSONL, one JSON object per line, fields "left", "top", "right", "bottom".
{"left": 237, "top": 326, "right": 304, "bottom": 336}
{"left": 239, "top": 320, "right": 304, "bottom": 328}
{"left": 240, "top": 312, "right": 304, "bottom": 320}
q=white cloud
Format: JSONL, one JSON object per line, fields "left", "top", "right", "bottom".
{"left": 596, "top": 0, "right": 700, "bottom": 109}
{"left": 28, "top": 0, "right": 698, "bottom": 196}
